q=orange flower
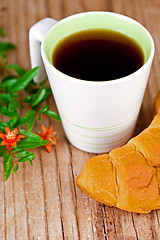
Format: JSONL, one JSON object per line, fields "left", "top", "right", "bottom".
{"left": 39, "top": 125, "right": 57, "bottom": 152}
{"left": 0, "top": 127, "right": 25, "bottom": 151}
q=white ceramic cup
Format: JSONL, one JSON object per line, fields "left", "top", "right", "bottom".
{"left": 29, "top": 12, "right": 154, "bottom": 153}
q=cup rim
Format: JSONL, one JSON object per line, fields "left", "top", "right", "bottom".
{"left": 41, "top": 11, "right": 155, "bottom": 86}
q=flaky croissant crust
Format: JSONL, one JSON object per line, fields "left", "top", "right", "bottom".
{"left": 76, "top": 93, "right": 160, "bottom": 213}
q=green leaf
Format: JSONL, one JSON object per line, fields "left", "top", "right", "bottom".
{"left": 0, "top": 146, "right": 5, "bottom": 157}
{"left": 23, "top": 95, "right": 32, "bottom": 103}
{"left": 18, "top": 129, "right": 42, "bottom": 142}
{"left": 39, "top": 106, "right": 61, "bottom": 121}
{"left": 8, "top": 99, "right": 19, "bottom": 112}
{"left": 11, "top": 148, "right": 23, "bottom": 153}
{"left": 16, "top": 139, "right": 49, "bottom": 149}
{"left": 43, "top": 110, "right": 61, "bottom": 121}
{"left": 42, "top": 88, "right": 52, "bottom": 101}
{"left": 18, "top": 152, "right": 35, "bottom": 162}
{"left": 0, "top": 122, "right": 9, "bottom": 131}
{"left": 7, "top": 115, "right": 19, "bottom": 128}
{"left": 21, "top": 104, "right": 24, "bottom": 110}
{"left": 0, "top": 51, "right": 6, "bottom": 59}
{"left": 7, "top": 117, "right": 27, "bottom": 129}
{"left": 30, "top": 160, "right": 33, "bottom": 166}
{"left": 25, "top": 110, "right": 36, "bottom": 130}
{"left": 15, "top": 151, "right": 35, "bottom": 164}
{"left": 31, "top": 88, "right": 46, "bottom": 107}
{"left": 40, "top": 105, "right": 48, "bottom": 114}
{"left": 0, "top": 42, "right": 16, "bottom": 51}
{"left": 7, "top": 64, "right": 26, "bottom": 76}
{"left": 46, "top": 110, "right": 61, "bottom": 121}
{"left": 2, "top": 75, "right": 16, "bottom": 82}
{"left": 0, "top": 93, "right": 18, "bottom": 101}
{"left": 0, "top": 105, "right": 18, "bottom": 117}
{"left": 13, "top": 163, "right": 18, "bottom": 174}
{"left": 3, "top": 150, "right": 10, "bottom": 174}
{"left": 0, "top": 78, "right": 18, "bottom": 90}
{"left": 9, "top": 67, "right": 39, "bottom": 93}
{"left": 0, "top": 27, "right": 5, "bottom": 37}
{"left": 16, "top": 150, "right": 33, "bottom": 158}
{"left": 15, "top": 117, "right": 27, "bottom": 127}
{"left": 3, "top": 152, "right": 13, "bottom": 180}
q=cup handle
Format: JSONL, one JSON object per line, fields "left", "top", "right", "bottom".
{"left": 29, "top": 18, "right": 58, "bottom": 83}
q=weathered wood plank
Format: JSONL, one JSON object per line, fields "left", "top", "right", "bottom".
{"left": 0, "top": 159, "right": 5, "bottom": 240}
{"left": 132, "top": 213, "right": 155, "bottom": 240}
{"left": 88, "top": 200, "right": 106, "bottom": 240}
{"left": 150, "top": 211, "right": 160, "bottom": 240}
{"left": 54, "top": 132, "right": 80, "bottom": 239}
{"left": 4, "top": 176, "right": 15, "bottom": 240}
{"left": 78, "top": 0, "right": 108, "bottom": 11}
{"left": 23, "top": 150, "right": 47, "bottom": 239}
{"left": 71, "top": 147, "right": 95, "bottom": 240}
{"left": 62, "top": 0, "right": 84, "bottom": 17}
{"left": 47, "top": 0, "right": 64, "bottom": 20}
{"left": 40, "top": 145, "right": 64, "bottom": 239}
{"left": 13, "top": 170, "right": 29, "bottom": 240}
{"left": 47, "top": 96, "right": 80, "bottom": 240}
{"left": 113, "top": 208, "right": 138, "bottom": 240}
{"left": 102, "top": 205, "right": 117, "bottom": 240}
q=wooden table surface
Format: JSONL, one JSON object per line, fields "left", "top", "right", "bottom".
{"left": 0, "top": 0, "right": 160, "bottom": 239}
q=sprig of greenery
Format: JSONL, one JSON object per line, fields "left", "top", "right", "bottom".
{"left": 0, "top": 27, "right": 61, "bottom": 180}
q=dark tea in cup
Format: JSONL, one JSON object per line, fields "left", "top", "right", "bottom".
{"left": 52, "top": 29, "right": 144, "bottom": 81}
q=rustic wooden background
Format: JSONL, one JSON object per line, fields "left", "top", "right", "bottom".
{"left": 0, "top": 0, "right": 160, "bottom": 239}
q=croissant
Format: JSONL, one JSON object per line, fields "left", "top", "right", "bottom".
{"left": 75, "top": 92, "right": 160, "bottom": 213}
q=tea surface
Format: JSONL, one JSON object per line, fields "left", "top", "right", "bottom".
{"left": 52, "top": 29, "right": 144, "bottom": 81}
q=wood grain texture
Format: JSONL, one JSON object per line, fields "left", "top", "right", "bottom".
{"left": 0, "top": 0, "right": 160, "bottom": 239}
